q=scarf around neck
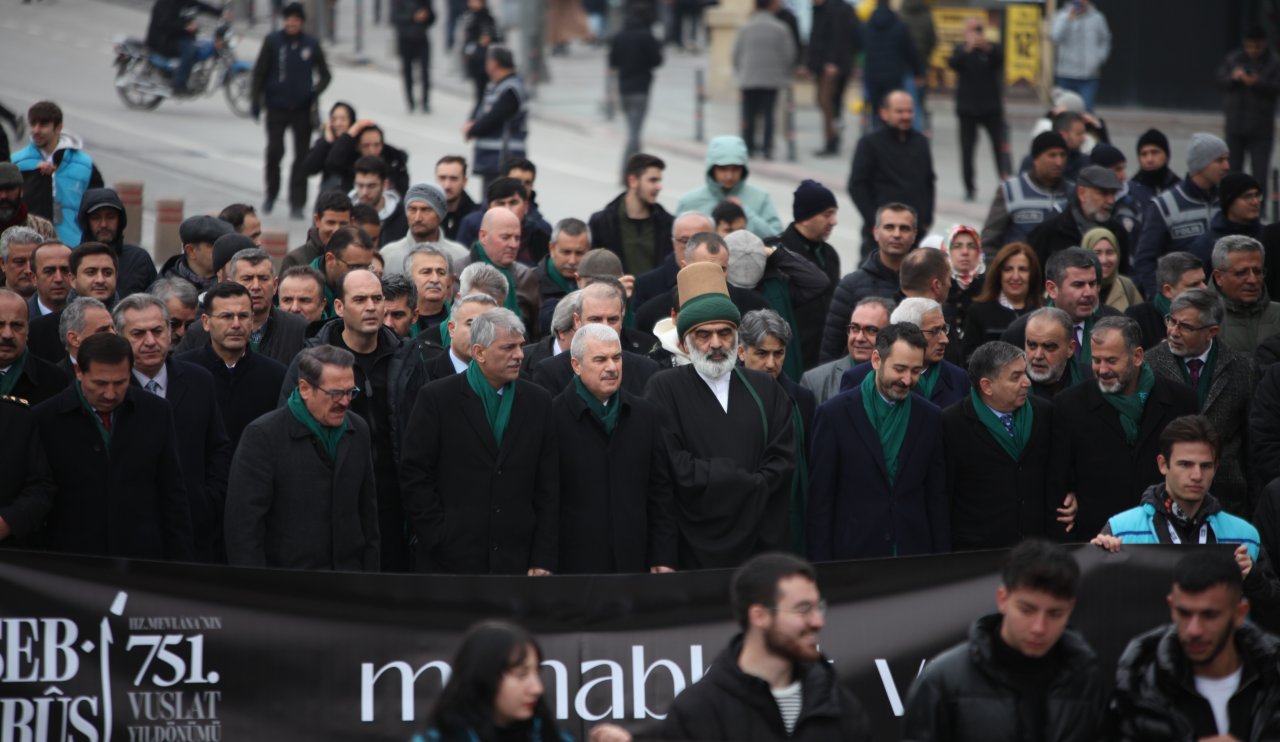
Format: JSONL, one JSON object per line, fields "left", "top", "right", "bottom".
{"left": 970, "top": 388, "right": 1034, "bottom": 461}
{"left": 466, "top": 359, "right": 516, "bottom": 444}
{"left": 1102, "top": 362, "right": 1156, "bottom": 446}
{"left": 573, "top": 375, "right": 620, "bottom": 434}
{"left": 287, "top": 387, "right": 347, "bottom": 460}
{"left": 860, "top": 369, "right": 911, "bottom": 488}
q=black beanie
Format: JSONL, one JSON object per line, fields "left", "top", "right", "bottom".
{"left": 1136, "top": 128, "right": 1170, "bottom": 158}
{"left": 1219, "top": 172, "right": 1262, "bottom": 212}
{"left": 1089, "top": 143, "right": 1126, "bottom": 168}
{"left": 1031, "top": 131, "right": 1068, "bottom": 159}
{"left": 792, "top": 179, "right": 837, "bottom": 223}
{"left": 212, "top": 233, "right": 257, "bottom": 276}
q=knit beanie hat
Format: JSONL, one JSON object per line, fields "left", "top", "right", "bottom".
{"left": 211, "top": 233, "right": 257, "bottom": 276}
{"left": 404, "top": 182, "right": 447, "bottom": 220}
{"left": 1218, "top": 172, "right": 1262, "bottom": 212}
{"left": 724, "top": 230, "right": 768, "bottom": 289}
{"left": 676, "top": 262, "right": 741, "bottom": 339}
{"left": 1186, "top": 133, "right": 1229, "bottom": 175}
{"left": 792, "top": 179, "right": 837, "bottom": 223}
{"left": 1031, "top": 131, "right": 1068, "bottom": 160}
{"left": 1136, "top": 128, "right": 1170, "bottom": 158}
{"left": 1088, "top": 143, "right": 1126, "bottom": 168}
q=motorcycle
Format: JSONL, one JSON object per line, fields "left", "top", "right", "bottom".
{"left": 113, "top": 17, "right": 253, "bottom": 117}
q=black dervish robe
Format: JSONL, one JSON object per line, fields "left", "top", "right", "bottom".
{"left": 644, "top": 364, "right": 794, "bottom": 569}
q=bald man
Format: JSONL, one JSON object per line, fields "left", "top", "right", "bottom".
{"left": 456, "top": 207, "right": 542, "bottom": 336}
{"left": 633, "top": 212, "right": 715, "bottom": 309}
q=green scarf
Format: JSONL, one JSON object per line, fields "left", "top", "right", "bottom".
{"left": 573, "top": 376, "right": 620, "bottom": 434}
{"left": 466, "top": 359, "right": 516, "bottom": 444}
{"left": 308, "top": 256, "right": 338, "bottom": 320}
{"left": 789, "top": 401, "right": 808, "bottom": 556}
{"left": 1101, "top": 363, "right": 1156, "bottom": 446}
{"left": 860, "top": 370, "right": 911, "bottom": 488}
{"left": 1153, "top": 291, "right": 1171, "bottom": 318}
{"left": 1177, "top": 340, "right": 1218, "bottom": 408}
{"left": 969, "top": 388, "right": 1034, "bottom": 461}
{"left": 474, "top": 242, "right": 520, "bottom": 315}
{"left": 0, "top": 350, "right": 28, "bottom": 397}
{"left": 438, "top": 320, "right": 451, "bottom": 349}
{"left": 917, "top": 363, "right": 940, "bottom": 400}
{"left": 544, "top": 255, "right": 577, "bottom": 294}
{"left": 287, "top": 387, "right": 347, "bottom": 460}
{"left": 75, "top": 380, "right": 112, "bottom": 450}
{"left": 759, "top": 276, "right": 804, "bottom": 382}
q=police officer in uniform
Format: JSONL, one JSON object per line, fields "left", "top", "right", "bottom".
{"left": 980, "top": 131, "right": 1072, "bottom": 258}
{"left": 463, "top": 45, "right": 528, "bottom": 190}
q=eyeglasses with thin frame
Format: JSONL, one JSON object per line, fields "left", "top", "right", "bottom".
{"left": 771, "top": 599, "right": 828, "bottom": 618}
{"left": 313, "top": 385, "right": 361, "bottom": 401}
{"left": 1163, "top": 315, "right": 1217, "bottom": 334}
{"left": 922, "top": 324, "right": 950, "bottom": 337}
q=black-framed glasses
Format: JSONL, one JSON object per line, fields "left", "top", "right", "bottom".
{"left": 847, "top": 323, "right": 880, "bottom": 337}
{"left": 1163, "top": 315, "right": 1216, "bottom": 334}
{"left": 315, "top": 386, "right": 361, "bottom": 401}
{"left": 771, "top": 599, "right": 828, "bottom": 617}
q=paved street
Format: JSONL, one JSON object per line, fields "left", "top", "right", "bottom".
{"left": 2, "top": 0, "right": 1231, "bottom": 273}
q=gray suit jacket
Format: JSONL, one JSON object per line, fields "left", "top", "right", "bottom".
{"left": 801, "top": 356, "right": 854, "bottom": 405}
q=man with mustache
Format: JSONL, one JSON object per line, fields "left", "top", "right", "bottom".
{"left": 77, "top": 188, "right": 157, "bottom": 297}
{"left": 1108, "top": 548, "right": 1280, "bottom": 740}
{"left": 0, "top": 164, "right": 54, "bottom": 239}
{"left": 28, "top": 242, "right": 119, "bottom": 363}
{"left": 1029, "top": 165, "right": 1129, "bottom": 271}
{"left": 809, "top": 322, "right": 947, "bottom": 560}
{"left": 279, "top": 269, "right": 426, "bottom": 572}
{"left": 1000, "top": 247, "right": 1122, "bottom": 370}
{"left": 380, "top": 183, "right": 467, "bottom": 278}
{"left": 550, "top": 323, "right": 676, "bottom": 574}
{"left": 644, "top": 262, "right": 794, "bottom": 569}
{"left": 531, "top": 280, "right": 659, "bottom": 396}
{"left": 403, "top": 245, "right": 453, "bottom": 338}
{"left": 0, "top": 288, "right": 69, "bottom": 406}
{"left": 1211, "top": 235, "right": 1280, "bottom": 357}
{"left": 402, "top": 307, "right": 559, "bottom": 575}
{"left": 1, "top": 226, "right": 42, "bottom": 301}
{"left": 1022, "top": 307, "right": 1081, "bottom": 400}
{"left": 1049, "top": 316, "right": 1198, "bottom": 540}
{"left": 660, "top": 553, "right": 872, "bottom": 740}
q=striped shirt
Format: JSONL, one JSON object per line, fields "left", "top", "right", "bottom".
{"left": 772, "top": 681, "right": 803, "bottom": 735}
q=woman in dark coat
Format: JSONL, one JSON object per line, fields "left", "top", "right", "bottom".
{"left": 962, "top": 242, "right": 1042, "bottom": 362}
{"left": 301, "top": 101, "right": 357, "bottom": 193}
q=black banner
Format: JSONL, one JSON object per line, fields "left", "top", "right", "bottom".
{"left": 0, "top": 546, "right": 1190, "bottom": 741}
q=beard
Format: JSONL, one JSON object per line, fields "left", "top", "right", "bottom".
{"left": 0, "top": 198, "right": 18, "bottom": 222}
{"left": 1026, "top": 357, "right": 1068, "bottom": 384}
{"left": 1097, "top": 366, "right": 1134, "bottom": 394}
{"left": 763, "top": 621, "right": 821, "bottom": 664}
{"left": 688, "top": 341, "right": 735, "bottom": 379}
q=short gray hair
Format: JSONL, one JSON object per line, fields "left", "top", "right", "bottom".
{"left": 738, "top": 308, "right": 791, "bottom": 348}
{"left": 856, "top": 296, "right": 897, "bottom": 318}
{"left": 1045, "top": 246, "right": 1101, "bottom": 286}
{"left": 1211, "top": 234, "right": 1263, "bottom": 272}
{"left": 1169, "top": 287, "right": 1225, "bottom": 328}
{"left": 297, "top": 345, "right": 356, "bottom": 387}
{"left": 890, "top": 297, "right": 942, "bottom": 328}
{"left": 1156, "top": 251, "right": 1205, "bottom": 293}
{"left": 111, "top": 293, "right": 170, "bottom": 332}
{"left": 551, "top": 217, "right": 590, "bottom": 244}
{"left": 147, "top": 277, "right": 199, "bottom": 310}
{"left": 225, "top": 248, "right": 273, "bottom": 280}
{"left": 967, "top": 341, "right": 1026, "bottom": 389}
{"left": 449, "top": 292, "right": 499, "bottom": 322}
{"left": 381, "top": 273, "right": 417, "bottom": 311}
{"left": 458, "top": 262, "right": 509, "bottom": 305}
{"left": 405, "top": 244, "right": 454, "bottom": 276}
{"left": 1091, "top": 315, "right": 1142, "bottom": 353}
{"left": 570, "top": 322, "right": 620, "bottom": 362}
{"left": 1026, "top": 306, "right": 1073, "bottom": 340}
{"left": 469, "top": 307, "right": 525, "bottom": 349}
{"left": 59, "top": 297, "right": 109, "bottom": 350}
{"left": 552, "top": 290, "right": 583, "bottom": 336}
{"left": 0, "top": 226, "right": 42, "bottom": 259}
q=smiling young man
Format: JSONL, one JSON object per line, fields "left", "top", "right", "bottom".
{"left": 661, "top": 553, "right": 871, "bottom": 740}
{"left": 903, "top": 539, "right": 1105, "bottom": 741}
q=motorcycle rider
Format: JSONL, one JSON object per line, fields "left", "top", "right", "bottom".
{"left": 146, "top": 0, "right": 224, "bottom": 95}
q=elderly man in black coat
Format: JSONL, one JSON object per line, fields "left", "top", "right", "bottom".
{"left": 33, "top": 333, "right": 194, "bottom": 560}
{"left": 943, "top": 341, "right": 1065, "bottom": 550}
{"left": 533, "top": 281, "right": 660, "bottom": 396}
{"left": 551, "top": 323, "right": 676, "bottom": 574}
{"left": 114, "top": 293, "right": 232, "bottom": 563}
{"left": 1050, "top": 316, "right": 1200, "bottom": 540}
{"left": 225, "top": 345, "right": 380, "bottom": 571}
{"left": 401, "top": 307, "right": 559, "bottom": 575}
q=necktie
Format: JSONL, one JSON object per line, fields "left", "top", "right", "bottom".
{"left": 145, "top": 379, "right": 162, "bottom": 396}
{"left": 999, "top": 412, "right": 1016, "bottom": 437}
{"left": 1187, "top": 358, "right": 1204, "bottom": 386}
{"left": 1073, "top": 324, "right": 1084, "bottom": 361}
{"left": 97, "top": 411, "right": 112, "bottom": 433}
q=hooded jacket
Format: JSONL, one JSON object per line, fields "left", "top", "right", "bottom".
{"left": 659, "top": 634, "right": 872, "bottom": 741}
{"left": 901, "top": 613, "right": 1106, "bottom": 742}
{"left": 675, "top": 136, "right": 783, "bottom": 239}
{"left": 11, "top": 132, "right": 103, "bottom": 246}
{"left": 76, "top": 188, "right": 158, "bottom": 297}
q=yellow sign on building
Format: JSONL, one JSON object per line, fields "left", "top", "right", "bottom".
{"left": 1005, "top": 4, "right": 1041, "bottom": 87}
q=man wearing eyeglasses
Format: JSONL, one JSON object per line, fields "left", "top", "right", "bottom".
{"left": 278, "top": 268, "right": 426, "bottom": 572}
{"left": 1211, "top": 234, "right": 1280, "bottom": 357}
{"left": 801, "top": 296, "right": 893, "bottom": 405}
{"left": 313, "top": 225, "right": 377, "bottom": 320}
{"left": 840, "top": 297, "right": 970, "bottom": 410}
{"left": 227, "top": 344, "right": 380, "bottom": 571}
{"left": 114, "top": 293, "right": 230, "bottom": 564}
{"left": 1144, "top": 288, "right": 1256, "bottom": 516}
{"left": 660, "top": 552, "right": 871, "bottom": 740}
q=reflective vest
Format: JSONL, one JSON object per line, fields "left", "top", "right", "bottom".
{"left": 1002, "top": 173, "right": 1069, "bottom": 244}
{"left": 473, "top": 74, "right": 528, "bottom": 176}
{"left": 1107, "top": 502, "right": 1260, "bottom": 560}
{"left": 1153, "top": 182, "right": 1218, "bottom": 250}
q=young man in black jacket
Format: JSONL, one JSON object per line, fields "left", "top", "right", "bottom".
{"left": 949, "top": 18, "right": 1009, "bottom": 201}
{"left": 660, "top": 553, "right": 871, "bottom": 740}
{"left": 902, "top": 539, "right": 1106, "bottom": 741}
{"left": 609, "top": 9, "right": 663, "bottom": 179}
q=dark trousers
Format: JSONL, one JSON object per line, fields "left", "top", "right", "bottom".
{"left": 446, "top": 0, "right": 467, "bottom": 49}
{"left": 471, "top": 75, "right": 488, "bottom": 111}
{"left": 1228, "top": 132, "right": 1274, "bottom": 198}
{"left": 668, "top": 2, "right": 702, "bottom": 47}
{"left": 740, "top": 87, "right": 778, "bottom": 157}
{"left": 265, "top": 106, "right": 312, "bottom": 210}
{"left": 816, "top": 72, "right": 848, "bottom": 150}
{"left": 398, "top": 36, "right": 431, "bottom": 110}
{"left": 621, "top": 92, "right": 649, "bottom": 179}
{"left": 958, "top": 112, "right": 1011, "bottom": 196}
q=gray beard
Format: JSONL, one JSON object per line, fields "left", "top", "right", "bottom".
{"left": 689, "top": 345, "right": 735, "bottom": 379}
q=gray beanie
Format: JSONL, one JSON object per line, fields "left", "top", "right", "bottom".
{"left": 1186, "top": 133, "right": 1229, "bottom": 175}
{"left": 725, "top": 230, "right": 768, "bottom": 289}
{"left": 404, "top": 182, "right": 447, "bottom": 220}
